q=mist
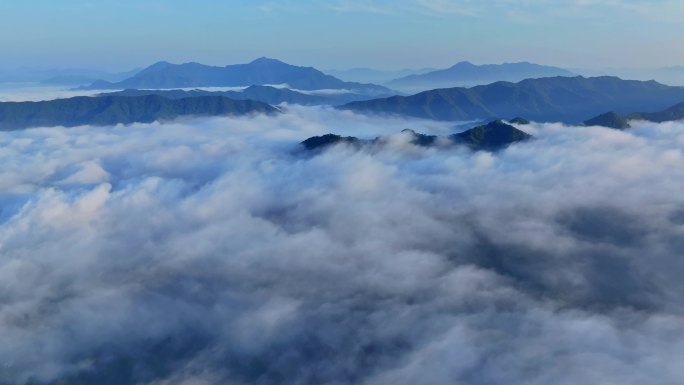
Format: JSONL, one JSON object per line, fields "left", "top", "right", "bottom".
{"left": 1, "top": 106, "right": 683, "bottom": 385}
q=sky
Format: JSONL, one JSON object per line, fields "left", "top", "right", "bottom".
{"left": 0, "top": 0, "right": 683, "bottom": 74}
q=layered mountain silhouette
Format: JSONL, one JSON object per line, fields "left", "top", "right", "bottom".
{"left": 0, "top": 95, "right": 277, "bottom": 130}
{"left": 79, "top": 58, "right": 392, "bottom": 93}
{"left": 98, "top": 85, "right": 383, "bottom": 106}
{"left": 387, "top": 61, "right": 574, "bottom": 91}
{"left": 584, "top": 101, "right": 684, "bottom": 129}
{"left": 302, "top": 120, "right": 532, "bottom": 153}
{"left": 341, "top": 76, "right": 684, "bottom": 123}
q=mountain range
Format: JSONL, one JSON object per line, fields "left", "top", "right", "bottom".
{"left": 302, "top": 120, "right": 532, "bottom": 153}
{"left": 79, "top": 58, "right": 392, "bottom": 94}
{"left": 98, "top": 85, "right": 384, "bottom": 106}
{"left": 386, "top": 61, "right": 575, "bottom": 92}
{"left": 341, "top": 76, "right": 684, "bottom": 123}
{"left": 0, "top": 95, "right": 277, "bottom": 130}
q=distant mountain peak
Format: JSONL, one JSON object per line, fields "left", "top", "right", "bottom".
{"left": 452, "top": 61, "right": 476, "bottom": 67}
{"left": 140, "top": 61, "right": 174, "bottom": 73}
{"left": 249, "top": 57, "right": 287, "bottom": 65}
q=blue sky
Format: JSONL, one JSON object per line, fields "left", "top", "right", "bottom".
{"left": 0, "top": 0, "right": 682, "bottom": 71}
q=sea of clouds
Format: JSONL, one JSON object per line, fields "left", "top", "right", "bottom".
{"left": 1, "top": 104, "right": 683, "bottom": 384}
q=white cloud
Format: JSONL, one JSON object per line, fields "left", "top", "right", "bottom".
{"left": 0, "top": 106, "right": 683, "bottom": 384}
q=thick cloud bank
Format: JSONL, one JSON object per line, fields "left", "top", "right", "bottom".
{"left": 1, "top": 106, "right": 683, "bottom": 384}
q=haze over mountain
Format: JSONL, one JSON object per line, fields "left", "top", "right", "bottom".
{"left": 79, "top": 58, "right": 392, "bottom": 94}
{"left": 342, "top": 76, "right": 684, "bottom": 123}
{"left": 0, "top": 95, "right": 276, "bottom": 130}
{"left": 575, "top": 66, "right": 684, "bottom": 87}
{"left": 324, "top": 67, "right": 436, "bottom": 84}
{"left": 98, "top": 85, "right": 384, "bottom": 106}
{"left": 386, "top": 61, "right": 575, "bottom": 92}
{"left": 0, "top": 67, "right": 139, "bottom": 85}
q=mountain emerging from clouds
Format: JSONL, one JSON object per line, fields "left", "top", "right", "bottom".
{"left": 627, "top": 100, "right": 684, "bottom": 123}
{"left": 585, "top": 101, "right": 684, "bottom": 129}
{"left": 342, "top": 76, "right": 684, "bottom": 123}
{"left": 0, "top": 95, "right": 277, "bottom": 130}
{"left": 79, "top": 58, "right": 392, "bottom": 94}
{"left": 584, "top": 111, "right": 631, "bottom": 129}
{"left": 302, "top": 120, "right": 532, "bottom": 153}
{"left": 386, "top": 61, "right": 575, "bottom": 91}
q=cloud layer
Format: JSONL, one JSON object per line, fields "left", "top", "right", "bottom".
{"left": 1, "top": 107, "right": 683, "bottom": 384}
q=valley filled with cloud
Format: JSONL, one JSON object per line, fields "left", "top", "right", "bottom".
{"left": 1, "top": 104, "right": 683, "bottom": 384}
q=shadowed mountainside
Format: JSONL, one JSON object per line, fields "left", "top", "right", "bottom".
{"left": 0, "top": 95, "right": 277, "bottom": 130}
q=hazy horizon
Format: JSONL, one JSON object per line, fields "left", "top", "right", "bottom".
{"left": 3, "top": 58, "right": 684, "bottom": 75}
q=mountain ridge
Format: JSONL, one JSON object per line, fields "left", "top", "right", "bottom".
{"left": 386, "top": 61, "right": 575, "bottom": 91}
{"left": 78, "top": 58, "right": 392, "bottom": 93}
{"left": 341, "top": 76, "right": 684, "bottom": 123}
{"left": 97, "top": 85, "right": 386, "bottom": 106}
{"left": 0, "top": 95, "right": 277, "bottom": 130}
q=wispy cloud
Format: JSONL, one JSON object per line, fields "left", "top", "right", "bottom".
{"left": 328, "top": 0, "right": 480, "bottom": 17}
{"left": 412, "top": 0, "right": 480, "bottom": 16}
{"left": 329, "top": 1, "right": 395, "bottom": 15}
{"left": 325, "top": 0, "right": 684, "bottom": 22}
